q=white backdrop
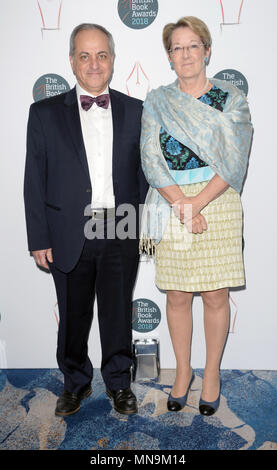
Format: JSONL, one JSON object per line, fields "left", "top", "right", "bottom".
{"left": 0, "top": 0, "right": 276, "bottom": 370}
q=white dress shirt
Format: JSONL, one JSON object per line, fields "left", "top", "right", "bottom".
{"left": 76, "top": 83, "right": 115, "bottom": 209}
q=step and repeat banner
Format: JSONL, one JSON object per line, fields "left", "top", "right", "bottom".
{"left": 0, "top": 0, "right": 276, "bottom": 370}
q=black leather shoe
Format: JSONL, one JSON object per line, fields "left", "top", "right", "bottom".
{"left": 106, "top": 387, "right": 138, "bottom": 415}
{"left": 55, "top": 385, "right": 92, "bottom": 417}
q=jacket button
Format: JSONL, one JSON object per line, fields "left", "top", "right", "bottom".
{"left": 86, "top": 188, "right": 91, "bottom": 192}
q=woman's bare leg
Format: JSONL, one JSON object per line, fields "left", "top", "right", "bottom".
{"left": 166, "top": 290, "right": 194, "bottom": 397}
{"left": 201, "top": 288, "right": 230, "bottom": 401}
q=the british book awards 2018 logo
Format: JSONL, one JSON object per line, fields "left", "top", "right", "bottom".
{"left": 33, "top": 74, "right": 70, "bottom": 102}
{"left": 118, "top": 0, "right": 159, "bottom": 29}
{"left": 214, "top": 69, "right": 248, "bottom": 96}
{"left": 132, "top": 299, "right": 161, "bottom": 333}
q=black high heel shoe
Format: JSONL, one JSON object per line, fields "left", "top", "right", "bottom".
{"left": 199, "top": 379, "right": 221, "bottom": 416}
{"left": 167, "top": 371, "right": 195, "bottom": 412}
{"left": 199, "top": 394, "right": 220, "bottom": 416}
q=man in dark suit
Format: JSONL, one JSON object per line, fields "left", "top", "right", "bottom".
{"left": 24, "top": 23, "right": 148, "bottom": 416}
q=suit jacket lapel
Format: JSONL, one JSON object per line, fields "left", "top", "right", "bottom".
{"left": 63, "top": 87, "right": 90, "bottom": 181}
{"left": 110, "top": 88, "right": 124, "bottom": 187}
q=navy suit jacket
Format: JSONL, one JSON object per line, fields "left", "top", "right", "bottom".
{"left": 24, "top": 87, "right": 148, "bottom": 273}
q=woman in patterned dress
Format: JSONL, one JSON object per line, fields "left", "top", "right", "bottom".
{"left": 140, "top": 17, "right": 252, "bottom": 415}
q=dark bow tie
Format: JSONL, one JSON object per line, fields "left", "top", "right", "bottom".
{"left": 80, "top": 94, "right": 110, "bottom": 111}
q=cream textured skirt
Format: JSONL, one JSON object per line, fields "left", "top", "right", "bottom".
{"left": 155, "top": 181, "right": 245, "bottom": 292}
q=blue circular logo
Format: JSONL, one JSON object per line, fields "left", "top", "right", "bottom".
{"left": 33, "top": 73, "right": 70, "bottom": 102}
{"left": 118, "top": 0, "right": 159, "bottom": 30}
{"left": 213, "top": 69, "right": 248, "bottom": 96}
{"left": 132, "top": 298, "right": 161, "bottom": 332}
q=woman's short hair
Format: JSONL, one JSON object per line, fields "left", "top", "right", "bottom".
{"left": 69, "top": 23, "right": 115, "bottom": 57}
{"left": 163, "top": 16, "right": 212, "bottom": 52}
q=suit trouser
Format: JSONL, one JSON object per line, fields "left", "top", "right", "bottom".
{"left": 49, "top": 220, "right": 139, "bottom": 394}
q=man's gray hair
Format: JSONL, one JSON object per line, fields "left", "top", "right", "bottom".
{"left": 69, "top": 23, "right": 115, "bottom": 57}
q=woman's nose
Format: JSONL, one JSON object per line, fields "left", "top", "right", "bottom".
{"left": 182, "top": 46, "right": 190, "bottom": 58}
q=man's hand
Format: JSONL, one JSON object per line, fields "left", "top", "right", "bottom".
{"left": 32, "top": 248, "right": 53, "bottom": 270}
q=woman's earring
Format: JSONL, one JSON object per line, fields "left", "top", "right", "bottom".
{"left": 204, "top": 57, "right": 209, "bottom": 66}
{"left": 169, "top": 61, "right": 175, "bottom": 70}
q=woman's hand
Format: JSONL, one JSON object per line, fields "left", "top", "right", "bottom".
{"left": 190, "top": 213, "right": 207, "bottom": 233}
{"left": 172, "top": 195, "right": 203, "bottom": 222}
{"left": 172, "top": 195, "right": 207, "bottom": 233}
{"left": 159, "top": 175, "right": 230, "bottom": 235}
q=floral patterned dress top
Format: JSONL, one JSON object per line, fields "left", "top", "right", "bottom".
{"left": 159, "top": 86, "right": 228, "bottom": 173}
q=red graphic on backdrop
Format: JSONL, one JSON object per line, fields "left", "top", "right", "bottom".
{"left": 37, "top": 0, "right": 62, "bottom": 37}
{"left": 34, "top": 83, "right": 47, "bottom": 101}
{"left": 53, "top": 301, "right": 59, "bottom": 328}
{"left": 220, "top": 0, "right": 244, "bottom": 28}
{"left": 118, "top": 0, "right": 132, "bottom": 22}
{"left": 132, "top": 306, "right": 138, "bottom": 325}
{"left": 126, "top": 62, "right": 150, "bottom": 99}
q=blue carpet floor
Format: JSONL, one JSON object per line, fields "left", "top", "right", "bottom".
{"left": 0, "top": 368, "right": 277, "bottom": 451}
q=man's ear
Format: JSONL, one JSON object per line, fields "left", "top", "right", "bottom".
{"left": 69, "top": 55, "right": 75, "bottom": 73}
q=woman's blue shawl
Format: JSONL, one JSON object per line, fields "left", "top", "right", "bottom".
{"left": 139, "top": 78, "right": 253, "bottom": 250}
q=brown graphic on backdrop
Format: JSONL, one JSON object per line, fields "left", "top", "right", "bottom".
{"left": 126, "top": 62, "right": 150, "bottom": 100}
{"left": 220, "top": 0, "right": 244, "bottom": 29}
{"left": 36, "top": 0, "right": 62, "bottom": 37}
